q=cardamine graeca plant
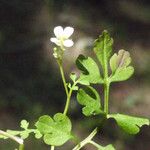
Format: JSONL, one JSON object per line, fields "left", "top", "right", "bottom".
{"left": 0, "top": 26, "right": 149, "bottom": 150}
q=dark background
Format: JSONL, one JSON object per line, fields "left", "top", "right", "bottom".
{"left": 0, "top": 0, "right": 150, "bottom": 149}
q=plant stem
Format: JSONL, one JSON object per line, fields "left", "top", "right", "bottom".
{"left": 72, "top": 128, "right": 98, "bottom": 150}
{"left": 57, "top": 60, "right": 69, "bottom": 96}
{"left": 104, "top": 82, "right": 110, "bottom": 114}
{"left": 0, "top": 130, "right": 23, "bottom": 145}
{"left": 57, "top": 59, "right": 76, "bottom": 115}
{"left": 19, "top": 144, "right": 24, "bottom": 150}
{"left": 89, "top": 140, "right": 103, "bottom": 149}
{"left": 63, "top": 87, "right": 73, "bottom": 115}
{"left": 51, "top": 146, "right": 55, "bottom": 150}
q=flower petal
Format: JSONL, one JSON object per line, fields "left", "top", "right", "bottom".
{"left": 63, "top": 39, "right": 74, "bottom": 47}
{"left": 50, "top": 38, "right": 60, "bottom": 46}
{"left": 54, "top": 26, "right": 63, "bottom": 38}
{"left": 63, "top": 27, "right": 74, "bottom": 38}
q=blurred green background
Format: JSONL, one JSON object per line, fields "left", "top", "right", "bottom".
{"left": 0, "top": 0, "right": 150, "bottom": 149}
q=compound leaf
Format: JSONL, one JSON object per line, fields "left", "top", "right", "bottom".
{"left": 35, "top": 113, "right": 72, "bottom": 146}
{"left": 108, "top": 114, "right": 150, "bottom": 134}
{"left": 6, "top": 120, "right": 31, "bottom": 139}
{"left": 77, "top": 86, "right": 103, "bottom": 116}
{"left": 110, "top": 50, "right": 134, "bottom": 82}
{"left": 94, "top": 30, "right": 113, "bottom": 71}
{"left": 76, "top": 55, "right": 103, "bottom": 84}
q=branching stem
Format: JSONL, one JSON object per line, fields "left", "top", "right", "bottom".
{"left": 89, "top": 140, "right": 103, "bottom": 149}
{"left": 72, "top": 128, "right": 98, "bottom": 150}
{"left": 0, "top": 130, "right": 23, "bottom": 145}
{"left": 63, "top": 84, "right": 74, "bottom": 115}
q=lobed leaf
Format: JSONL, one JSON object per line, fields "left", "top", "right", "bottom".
{"left": 108, "top": 113, "right": 150, "bottom": 134}
{"left": 7, "top": 120, "right": 32, "bottom": 139}
{"left": 109, "top": 50, "right": 134, "bottom": 82}
{"left": 94, "top": 30, "right": 113, "bottom": 71}
{"left": 77, "top": 86, "right": 103, "bottom": 116}
{"left": 34, "top": 130, "right": 42, "bottom": 139}
{"left": 76, "top": 55, "right": 103, "bottom": 84}
{"left": 35, "top": 113, "right": 72, "bottom": 146}
{"left": 20, "top": 120, "right": 29, "bottom": 130}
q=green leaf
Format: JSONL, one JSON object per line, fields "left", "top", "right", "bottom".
{"left": 110, "top": 50, "right": 134, "bottom": 82}
{"left": 76, "top": 55, "right": 103, "bottom": 84}
{"left": 108, "top": 114, "right": 150, "bottom": 134}
{"left": 35, "top": 113, "right": 72, "bottom": 146}
{"left": 72, "top": 85, "right": 79, "bottom": 91}
{"left": 77, "top": 86, "right": 103, "bottom": 116}
{"left": 100, "top": 144, "right": 116, "bottom": 150}
{"left": 94, "top": 30, "right": 113, "bottom": 70}
{"left": 7, "top": 129, "right": 30, "bottom": 140}
{"left": 20, "top": 131, "right": 29, "bottom": 139}
{"left": 6, "top": 130, "right": 21, "bottom": 136}
{"left": 0, "top": 130, "right": 20, "bottom": 139}
{"left": 77, "top": 79, "right": 89, "bottom": 85}
{"left": 20, "top": 120, "right": 29, "bottom": 130}
{"left": 34, "top": 130, "right": 42, "bottom": 139}
{"left": 68, "top": 83, "right": 78, "bottom": 91}
{"left": 70, "top": 73, "right": 77, "bottom": 82}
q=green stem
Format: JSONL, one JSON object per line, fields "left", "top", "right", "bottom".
{"left": 57, "top": 60, "right": 69, "bottom": 96}
{"left": 63, "top": 87, "right": 73, "bottom": 115}
{"left": 19, "top": 144, "right": 24, "bottom": 150}
{"left": 57, "top": 59, "right": 76, "bottom": 115}
{"left": 89, "top": 140, "right": 103, "bottom": 149}
{"left": 104, "top": 82, "right": 110, "bottom": 114}
{"left": 51, "top": 146, "right": 55, "bottom": 150}
{"left": 0, "top": 130, "right": 23, "bottom": 145}
{"left": 72, "top": 128, "right": 98, "bottom": 150}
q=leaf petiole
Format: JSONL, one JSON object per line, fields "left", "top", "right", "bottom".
{"left": 89, "top": 140, "right": 103, "bottom": 149}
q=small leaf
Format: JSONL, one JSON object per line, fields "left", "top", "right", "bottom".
{"left": 0, "top": 135, "right": 7, "bottom": 139}
{"left": 20, "top": 120, "right": 29, "bottom": 129}
{"left": 7, "top": 129, "right": 30, "bottom": 140}
{"left": 110, "top": 50, "right": 134, "bottom": 82}
{"left": 77, "top": 79, "right": 89, "bottom": 85}
{"left": 68, "top": 83, "right": 72, "bottom": 89}
{"left": 94, "top": 30, "right": 113, "bottom": 70}
{"left": 20, "top": 131, "right": 29, "bottom": 139}
{"left": 76, "top": 55, "right": 103, "bottom": 84}
{"left": 35, "top": 113, "right": 72, "bottom": 146}
{"left": 77, "top": 86, "right": 103, "bottom": 116}
{"left": 7, "top": 130, "right": 20, "bottom": 136}
{"left": 70, "top": 73, "right": 77, "bottom": 82}
{"left": 72, "top": 85, "right": 79, "bottom": 91}
{"left": 108, "top": 114, "right": 150, "bottom": 134}
{"left": 34, "top": 130, "right": 42, "bottom": 139}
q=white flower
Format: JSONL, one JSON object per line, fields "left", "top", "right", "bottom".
{"left": 50, "top": 26, "right": 74, "bottom": 48}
